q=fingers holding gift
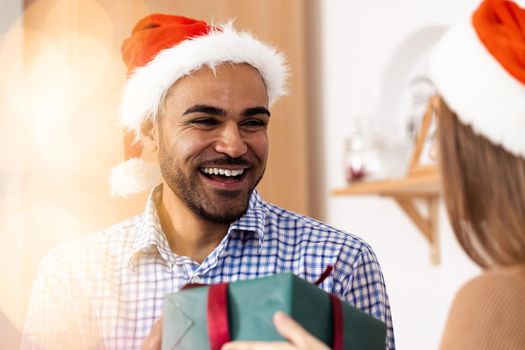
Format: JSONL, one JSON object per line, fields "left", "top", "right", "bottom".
{"left": 222, "top": 311, "right": 330, "bottom": 350}
{"left": 222, "top": 340, "right": 296, "bottom": 350}
{"left": 273, "top": 311, "right": 330, "bottom": 350}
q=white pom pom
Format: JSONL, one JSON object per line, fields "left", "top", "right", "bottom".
{"left": 109, "top": 158, "right": 162, "bottom": 197}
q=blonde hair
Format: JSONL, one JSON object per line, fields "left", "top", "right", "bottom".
{"left": 437, "top": 97, "right": 525, "bottom": 268}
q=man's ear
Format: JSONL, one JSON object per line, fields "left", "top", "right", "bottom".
{"left": 140, "top": 119, "right": 159, "bottom": 152}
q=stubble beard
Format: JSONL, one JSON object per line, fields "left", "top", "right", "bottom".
{"left": 158, "top": 142, "right": 264, "bottom": 225}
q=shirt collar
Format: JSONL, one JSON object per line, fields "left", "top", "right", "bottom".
{"left": 127, "top": 186, "right": 268, "bottom": 269}
{"left": 193, "top": 190, "right": 268, "bottom": 275}
{"left": 228, "top": 189, "right": 267, "bottom": 245}
{"left": 128, "top": 185, "right": 174, "bottom": 269}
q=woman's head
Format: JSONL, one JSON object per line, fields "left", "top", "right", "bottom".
{"left": 437, "top": 97, "right": 525, "bottom": 268}
{"left": 429, "top": 0, "right": 525, "bottom": 268}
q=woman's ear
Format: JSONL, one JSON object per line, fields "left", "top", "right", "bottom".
{"left": 140, "top": 119, "right": 159, "bottom": 152}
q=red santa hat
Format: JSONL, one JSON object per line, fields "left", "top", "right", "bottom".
{"left": 110, "top": 14, "right": 288, "bottom": 197}
{"left": 429, "top": 0, "right": 525, "bottom": 159}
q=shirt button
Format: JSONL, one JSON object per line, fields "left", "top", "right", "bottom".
{"left": 191, "top": 275, "right": 202, "bottom": 283}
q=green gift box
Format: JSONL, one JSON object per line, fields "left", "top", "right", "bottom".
{"left": 162, "top": 272, "right": 386, "bottom": 350}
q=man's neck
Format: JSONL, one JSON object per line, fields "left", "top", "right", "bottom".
{"left": 157, "top": 184, "right": 230, "bottom": 264}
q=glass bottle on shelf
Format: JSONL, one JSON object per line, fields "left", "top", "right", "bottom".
{"left": 343, "top": 118, "right": 383, "bottom": 184}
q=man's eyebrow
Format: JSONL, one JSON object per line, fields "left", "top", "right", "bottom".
{"left": 242, "top": 107, "right": 271, "bottom": 117}
{"left": 183, "top": 105, "right": 271, "bottom": 118}
{"left": 182, "top": 104, "right": 227, "bottom": 116}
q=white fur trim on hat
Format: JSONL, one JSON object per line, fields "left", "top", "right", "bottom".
{"left": 119, "top": 22, "right": 288, "bottom": 135}
{"left": 109, "top": 158, "right": 162, "bottom": 197}
{"left": 429, "top": 20, "right": 525, "bottom": 158}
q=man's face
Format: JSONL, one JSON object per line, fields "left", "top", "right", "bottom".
{"left": 154, "top": 63, "right": 270, "bottom": 224}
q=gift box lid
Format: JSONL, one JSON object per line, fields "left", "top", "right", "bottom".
{"left": 162, "top": 272, "right": 386, "bottom": 350}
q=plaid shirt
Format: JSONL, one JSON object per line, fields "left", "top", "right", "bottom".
{"left": 22, "top": 186, "right": 395, "bottom": 349}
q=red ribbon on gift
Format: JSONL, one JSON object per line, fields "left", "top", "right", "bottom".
{"left": 316, "top": 265, "right": 344, "bottom": 350}
{"left": 329, "top": 294, "right": 344, "bottom": 350}
{"left": 207, "top": 283, "right": 231, "bottom": 350}
{"left": 203, "top": 266, "right": 344, "bottom": 350}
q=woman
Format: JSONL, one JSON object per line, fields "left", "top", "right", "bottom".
{"left": 223, "top": 0, "right": 525, "bottom": 349}
{"left": 430, "top": 0, "right": 525, "bottom": 348}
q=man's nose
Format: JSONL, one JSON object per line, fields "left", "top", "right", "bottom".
{"left": 214, "top": 122, "right": 248, "bottom": 158}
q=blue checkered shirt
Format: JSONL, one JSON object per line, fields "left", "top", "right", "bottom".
{"left": 22, "top": 186, "right": 395, "bottom": 349}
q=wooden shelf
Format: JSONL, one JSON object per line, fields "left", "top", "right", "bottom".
{"left": 333, "top": 169, "right": 442, "bottom": 264}
{"left": 333, "top": 170, "right": 440, "bottom": 197}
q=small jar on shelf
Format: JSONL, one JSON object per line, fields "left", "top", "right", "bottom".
{"left": 343, "top": 120, "right": 383, "bottom": 184}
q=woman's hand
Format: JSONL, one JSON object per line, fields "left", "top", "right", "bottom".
{"left": 221, "top": 311, "right": 330, "bottom": 350}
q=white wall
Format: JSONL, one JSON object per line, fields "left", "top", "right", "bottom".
{"left": 319, "top": 1, "right": 482, "bottom": 349}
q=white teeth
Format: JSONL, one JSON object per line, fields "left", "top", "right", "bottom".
{"left": 202, "top": 167, "right": 245, "bottom": 177}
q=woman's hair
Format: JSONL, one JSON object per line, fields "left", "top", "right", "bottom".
{"left": 437, "top": 97, "right": 525, "bottom": 268}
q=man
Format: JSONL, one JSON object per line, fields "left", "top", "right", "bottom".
{"left": 22, "top": 14, "right": 395, "bottom": 350}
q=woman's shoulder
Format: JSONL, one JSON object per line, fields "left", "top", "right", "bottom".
{"left": 439, "top": 264, "right": 525, "bottom": 350}
{"left": 459, "top": 264, "right": 525, "bottom": 296}
{"left": 454, "top": 264, "right": 525, "bottom": 318}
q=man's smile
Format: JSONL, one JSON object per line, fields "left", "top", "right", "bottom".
{"left": 199, "top": 166, "right": 249, "bottom": 187}
{"left": 201, "top": 167, "right": 245, "bottom": 177}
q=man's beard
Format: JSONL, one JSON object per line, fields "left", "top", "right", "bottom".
{"left": 158, "top": 144, "right": 264, "bottom": 225}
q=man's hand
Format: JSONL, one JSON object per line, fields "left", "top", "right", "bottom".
{"left": 141, "top": 317, "right": 163, "bottom": 350}
{"left": 221, "top": 311, "right": 330, "bottom": 350}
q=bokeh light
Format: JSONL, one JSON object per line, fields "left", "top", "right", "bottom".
{"left": 0, "top": 0, "right": 127, "bottom": 331}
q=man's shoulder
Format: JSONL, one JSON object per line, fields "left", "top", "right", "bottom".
{"left": 260, "top": 202, "right": 384, "bottom": 297}
{"left": 262, "top": 201, "right": 370, "bottom": 252}
{"left": 40, "top": 214, "right": 144, "bottom": 272}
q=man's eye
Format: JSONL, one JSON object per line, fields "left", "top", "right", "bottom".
{"left": 191, "top": 118, "right": 218, "bottom": 126}
{"left": 242, "top": 119, "right": 267, "bottom": 129}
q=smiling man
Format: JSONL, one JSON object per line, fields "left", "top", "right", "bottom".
{"left": 22, "top": 15, "right": 395, "bottom": 350}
